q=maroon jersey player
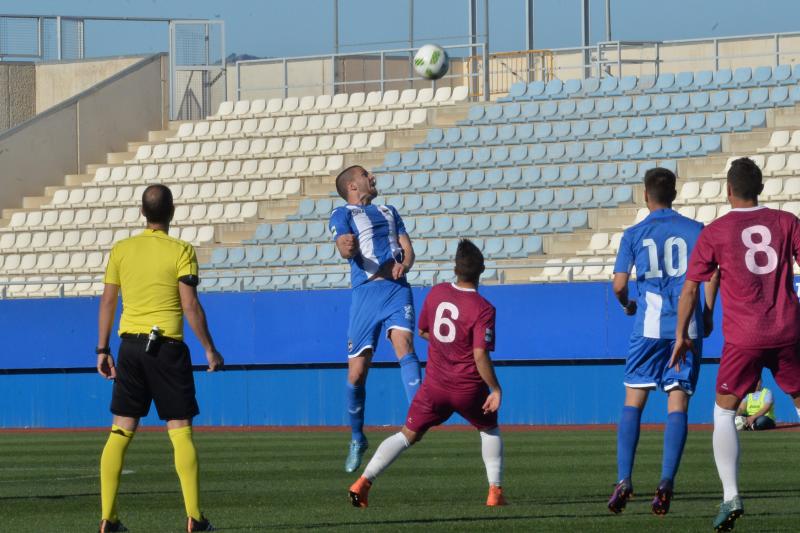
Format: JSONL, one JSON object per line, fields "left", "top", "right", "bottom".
{"left": 672, "top": 157, "right": 800, "bottom": 531}
{"left": 348, "top": 239, "right": 506, "bottom": 508}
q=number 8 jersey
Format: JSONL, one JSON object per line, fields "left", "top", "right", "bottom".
{"left": 418, "top": 283, "right": 496, "bottom": 392}
{"left": 686, "top": 206, "right": 800, "bottom": 348}
{"left": 614, "top": 208, "right": 705, "bottom": 340}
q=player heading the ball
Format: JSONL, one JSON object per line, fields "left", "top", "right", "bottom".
{"left": 349, "top": 239, "right": 506, "bottom": 508}
{"left": 329, "top": 165, "right": 422, "bottom": 473}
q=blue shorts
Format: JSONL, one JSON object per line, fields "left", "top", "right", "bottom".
{"left": 347, "top": 279, "right": 415, "bottom": 358}
{"left": 624, "top": 336, "right": 702, "bottom": 395}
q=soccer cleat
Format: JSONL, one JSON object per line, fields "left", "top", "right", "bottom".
{"left": 344, "top": 439, "right": 369, "bottom": 473}
{"left": 651, "top": 479, "right": 674, "bottom": 516}
{"left": 713, "top": 496, "right": 744, "bottom": 532}
{"left": 486, "top": 485, "right": 507, "bottom": 506}
{"left": 349, "top": 476, "right": 372, "bottom": 508}
{"left": 607, "top": 479, "right": 634, "bottom": 514}
{"left": 187, "top": 515, "right": 215, "bottom": 532}
{"left": 98, "top": 520, "right": 127, "bottom": 533}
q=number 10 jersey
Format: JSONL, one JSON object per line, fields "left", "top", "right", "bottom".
{"left": 614, "top": 208, "right": 705, "bottom": 340}
{"left": 687, "top": 206, "right": 800, "bottom": 348}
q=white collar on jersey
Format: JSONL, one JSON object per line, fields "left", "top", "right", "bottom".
{"left": 730, "top": 206, "right": 767, "bottom": 212}
{"left": 450, "top": 283, "right": 476, "bottom": 292}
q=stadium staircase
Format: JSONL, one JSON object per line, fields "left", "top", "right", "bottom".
{"left": 2, "top": 66, "right": 800, "bottom": 296}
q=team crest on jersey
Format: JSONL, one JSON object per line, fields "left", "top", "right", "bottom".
{"left": 404, "top": 304, "right": 414, "bottom": 321}
{"left": 485, "top": 328, "right": 494, "bottom": 343}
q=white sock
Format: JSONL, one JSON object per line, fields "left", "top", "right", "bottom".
{"left": 362, "top": 432, "right": 410, "bottom": 481}
{"left": 480, "top": 427, "right": 504, "bottom": 486}
{"left": 713, "top": 403, "right": 740, "bottom": 501}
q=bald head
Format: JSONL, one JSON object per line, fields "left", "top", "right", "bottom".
{"left": 335, "top": 165, "right": 363, "bottom": 200}
{"left": 142, "top": 184, "right": 174, "bottom": 225}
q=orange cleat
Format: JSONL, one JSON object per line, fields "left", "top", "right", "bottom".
{"left": 486, "top": 484, "right": 507, "bottom": 506}
{"left": 349, "top": 476, "right": 372, "bottom": 508}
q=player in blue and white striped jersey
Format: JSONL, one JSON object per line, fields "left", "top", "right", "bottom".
{"left": 329, "top": 165, "right": 422, "bottom": 473}
{"left": 608, "top": 167, "right": 719, "bottom": 516}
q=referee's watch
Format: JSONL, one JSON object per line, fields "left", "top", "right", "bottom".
{"left": 95, "top": 347, "right": 111, "bottom": 355}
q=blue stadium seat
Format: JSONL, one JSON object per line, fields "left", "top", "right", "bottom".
{"left": 714, "top": 68, "right": 734, "bottom": 89}
{"left": 614, "top": 96, "right": 632, "bottom": 115}
{"left": 314, "top": 199, "right": 334, "bottom": 219}
{"left": 503, "top": 167, "right": 523, "bottom": 187}
{"left": 477, "top": 191, "right": 498, "bottom": 211}
{"left": 271, "top": 223, "right": 290, "bottom": 242}
{"left": 421, "top": 194, "right": 441, "bottom": 214}
{"left": 747, "top": 109, "right": 766, "bottom": 129}
{"left": 280, "top": 245, "right": 300, "bottom": 266}
{"left": 395, "top": 173, "right": 413, "bottom": 192}
{"left": 545, "top": 78, "right": 564, "bottom": 98}
{"left": 629, "top": 117, "right": 647, "bottom": 136}
{"left": 467, "top": 105, "right": 484, "bottom": 123}
{"left": 609, "top": 118, "right": 627, "bottom": 137}
{"left": 773, "top": 64, "right": 791, "bottom": 84}
{"left": 729, "top": 89, "right": 748, "bottom": 108}
{"left": 546, "top": 143, "right": 566, "bottom": 162}
{"left": 650, "top": 94, "right": 669, "bottom": 113}
{"left": 553, "top": 121, "right": 571, "bottom": 139}
{"left": 428, "top": 171, "right": 446, "bottom": 190}
{"left": 579, "top": 163, "right": 598, "bottom": 184}
{"left": 725, "top": 110, "right": 745, "bottom": 131}
{"left": 479, "top": 125, "right": 497, "bottom": 144}
{"left": 652, "top": 72, "right": 675, "bottom": 93}
{"left": 403, "top": 217, "right": 416, "bottom": 234}
{"left": 485, "top": 168, "right": 504, "bottom": 188}
{"left": 564, "top": 78, "right": 582, "bottom": 96}
{"left": 474, "top": 147, "right": 491, "bottom": 165}
{"left": 690, "top": 91, "right": 711, "bottom": 111}
{"left": 376, "top": 174, "right": 394, "bottom": 193}
{"left": 593, "top": 186, "right": 614, "bottom": 208}
{"left": 753, "top": 65, "right": 771, "bottom": 86}
{"left": 401, "top": 150, "right": 421, "bottom": 169}
{"left": 252, "top": 223, "right": 271, "bottom": 242}
{"left": 452, "top": 215, "right": 471, "bottom": 235}
{"left": 599, "top": 76, "right": 619, "bottom": 96}
{"left": 470, "top": 214, "right": 490, "bottom": 234}
{"left": 733, "top": 67, "right": 752, "bottom": 87}
{"left": 509, "top": 145, "right": 528, "bottom": 164}
{"left": 577, "top": 98, "right": 594, "bottom": 117}
{"left": 520, "top": 102, "right": 539, "bottom": 122}
{"left": 507, "top": 82, "right": 526, "bottom": 99}
{"left": 590, "top": 119, "right": 609, "bottom": 138}
{"left": 404, "top": 194, "right": 422, "bottom": 212}
{"left": 599, "top": 163, "right": 617, "bottom": 183}
{"left": 535, "top": 188, "right": 554, "bottom": 209}
{"left": 710, "top": 90, "right": 728, "bottom": 109}
{"left": 425, "top": 128, "right": 444, "bottom": 146}
{"left": 646, "top": 115, "right": 667, "bottom": 135}
{"left": 770, "top": 86, "right": 790, "bottom": 106}
{"left": 288, "top": 222, "right": 308, "bottom": 243}
{"left": 491, "top": 146, "right": 509, "bottom": 166}
{"left": 517, "top": 189, "right": 536, "bottom": 209}
{"left": 571, "top": 120, "right": 590, "bottom": 138}
{"left": 557, "top": 99, "right": 577, "bottom": 118}
{"left": 433, "top": 215, "right": 452, "bottom": 236}
{"left": 461, "top": 126, "right": 479, "bottom": 144}
{"left": 497, "top": 124, "right": 515, "bottom": 144}
{"left": 676, "top": 71, "right": 694, "bottom": 91}
{"left": 448, "top": 170, "right": 466, "bottom": 190}
{"left": 441, "top": 192, "right": 460, "bottom": 211}
{"left": 509, "top": 213, "right": 529, "bottom": 233}
{"left": 514, "top": 123, "right": 534, "bottom": 143}
{"left": 568, "top": 210, "right": 589, "bottom": 230}
{"left": 694, "top": 70, "right": 713, "bottom": 90}
{"left": 667, "top": 114, "right": 686, "bottom": 134}
{"left": 566, "top": 142, "right": 584, "bottom": 161}
{"left": 561, "top": 164, "right": 580, "bottom": 185}
{"left": 484, "top": 237, "right": 504, "bottom": 258}
{"left": 682, "top": 136, "right": 702, "bottom": 156}
{"left": 572, "top": 187, "right": 592, "bottom": 207}
{"left": 466, "top": 169, "right": 484, "bottom": 189}
{"left": 490, "top": 214, "right": 511, "bottom": 234}
{"left": 443, "top": 127, "right": 461, "bottom": 146}
{"left": 317, "top": 243, "right": 336, "bottom": 264}
{"left": 633, "top": 95, "right": 650, "bottom": 114}
{"left": 418, "top": 150, "right": 437, "bottom": 170}
{"left": 619, "top": 76, "right": 637, "bottom": 93}
{"left": 497, "top": 190, "right": 515, "bottom": 210}
{"left": 661, "top": 136, "right": 681, "bottom": 156}
{"left": 548, "top": 211, "right": 569, "bottom": 232}
{"left": 541, "top": 166, "right": 560, "bottom": 185}
{"left": 383, "top": 151, "right": 402, "bottom": 168}
{"left": 524, "top": 235, "right": 543, "bottom": 255}
{"left": 540, "top": 101, "right": 558, "bottom": 118}
{"left": 750, "top": 87, "right": 769, "bottom": 108}
{"left": 298, "top": 244, "right": 316, "bottom": 263}
{"left": 595, "top": 98, "right": 614, "bottom": 115}
{"left": 613, "top": 185, "right": 634, "bottom": 205}
{"left": 485, "top": 104, "right": 503, "bottom": 121}
{"left": 224, "top": 247, "right": 246, "bottom": 268}
{"left": 262, "top": 246, "right": 280, "bottom": 265}
{"left": 623, "top": 139, "right": 642, "bottom": 159}
{"left": 530, "top": 212, "right": 549, "bottom": 232}
{"left": 289, "top": 199, "right": 315, "bottom": 220}
{"left": 416, "top": 216, "right": 434, "bottom": 235}
{"left": 522, "top": 166, "right": 541, "bottom": 186}
{"left": 455, "top": 148, "right": 472, "bottom": 167}
{"left": 461, "top": 191, "right": 479, "bottom": 212}
{"left": 604, "top": 140, "right": 623, "bottom": 159}
{"left": 526, "top": 81, "right": 546, "bottom": 99}
{"left": 702, "top": 134, "right": 722, "bottom": 153}
{"left": 582, "top": 77, "right": 601, "bottom": 96}
{"left": 619, "top": 161, "right": 638, "bottom": 182}
{"left": 502, "top": 103, "right": 521, "bottom": 120}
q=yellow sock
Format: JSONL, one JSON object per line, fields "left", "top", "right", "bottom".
{"left": 100, "top": 425, "right": 134, "bottom": 521}
{"left": 168, "top": 426, "right": 202, "bottom": 520}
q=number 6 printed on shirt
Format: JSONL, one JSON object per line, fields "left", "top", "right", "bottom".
{"left": 433, "top": 302, "right": 459, "bottom": 343}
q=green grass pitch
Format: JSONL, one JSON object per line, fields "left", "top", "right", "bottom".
{"left": 1, "top": 427, "right": 797, "bottom": 531}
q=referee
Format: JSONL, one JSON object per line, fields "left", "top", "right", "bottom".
{"left": 95, "top": 184, "right": 223, "bottom": 533}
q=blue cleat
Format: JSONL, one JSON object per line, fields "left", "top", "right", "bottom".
{"left": 713, "top": 495, "right": 744, "bottom": 532}
{"left": 344, "top": 439, "right": 369, "bottom": 473}
{"left": 607, "top": 479, "right": 633, "bottom": 514}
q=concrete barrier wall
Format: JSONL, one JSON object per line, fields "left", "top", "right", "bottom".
{"left": 35, "top": 56, "right": 147, "bottom": 113}
{"left": 0, "top": 63, "right": 36, "bottom": 130}
{"left": 0, "top": 54, "right": 168, "bottom": 214}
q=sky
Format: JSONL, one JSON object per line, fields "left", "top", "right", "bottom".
{"left": 0, "top": 0, "right": 798, "bottom": 60}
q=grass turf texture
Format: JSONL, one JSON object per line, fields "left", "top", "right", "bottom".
{"left": 1, "top": 428, "right": 797, "bottom": 532}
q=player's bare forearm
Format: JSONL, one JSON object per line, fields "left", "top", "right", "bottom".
{"left": 473, "top": 348, "right": 501, "bottom": 392}
{"left": 336, "top": 234, "right": 359, "bottom": 259}
{"left": 612, "top": 272, "right": 636, "bottom": 315}
{"left": 179, "top": 284, "right": 216, "bottom": 352}
{"left": 97, "top": 284, "right": 119, "bottom": 349}
{"left": 704, "top": 269, "right": 720, "bottom": 312}
{"left": 675, "top": 280, "right": 700, "bottom": 339}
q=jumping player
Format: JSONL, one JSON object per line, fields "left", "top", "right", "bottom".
{"left": 672, "top": 157, "right": 800, "bottom": 532}
{"left": 609, "top": 167, "right": 718, "bottom": 516}
{"left": 329, "top": 165, "right": 422, "bottom": 473}
{"left": 348, "top": 239, "right": 505, "bottom": 508}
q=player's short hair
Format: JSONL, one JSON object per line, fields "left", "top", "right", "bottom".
{"left": 141, "top": 184, "right": 174, "bottom": 224}
{"left": 643, "top": 167, "right": 677, "bottom": 206}
{"left": 335, "top": 165, "right": 363, "bottom": 200}
{"left": 455, "top": 239, "right": 485, "bottom": 284}
{"left": 727, "top": 157, "right": 763, "bottom": 201}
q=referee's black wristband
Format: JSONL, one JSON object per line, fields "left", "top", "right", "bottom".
{"left": 96, "top": 347, "right": 111, "bottom": 355}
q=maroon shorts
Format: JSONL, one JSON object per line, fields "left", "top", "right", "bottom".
{"left": 405, "top": 382, "right": 498, "bottom": 433}
{"left": 717, "top": 341, "right": 800, "bottom": 399}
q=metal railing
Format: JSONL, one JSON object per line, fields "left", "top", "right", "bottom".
{"left": 467, "top": 49, "right": 554, "bottom": 98}
{"left": 235, "top": 42, "right": 490, "bottom": 102}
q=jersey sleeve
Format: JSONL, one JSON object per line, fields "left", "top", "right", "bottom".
{"left": 791, "top": 216, "right": 800, "bottom": 264}
{"left": 686, "top": 228, "right": 717, "bottom": 282}
{"left": 473, "top": 304, "right": 496, "bottom": 351}
{"left": 328, "top": 207, "right": 352, "bottom": 242}
{"left": 389, "top": 205, "right": 408, "bottom": 236}
{"left": 613, "top": 230, "right": 634, "bottom": 274}
{"left": 177, "top": 244, "right": 199, "bottom": 279}
{"left": 418, "top": 292, "right": 432, "bottom": 334}
{"left": 104, "top": 245, "right": 121, "bottom": 285}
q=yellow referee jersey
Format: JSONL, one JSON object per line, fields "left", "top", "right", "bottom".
{"left": 104, "top": 229, "right": 198, "bottom": 340}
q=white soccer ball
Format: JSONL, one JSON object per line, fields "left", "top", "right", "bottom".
{"left": 735, "top": 415, "right": 746, "bottom": 431}
{"left": 413, "top": 44, "right": 449, "bottom": 80}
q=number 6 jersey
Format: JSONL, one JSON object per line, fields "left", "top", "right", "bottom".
{"left": 418, "top": 283, "right": 496, "bottom": 392}
{"left": 687, "top": 206, "right": 800, "bottom": 348}
{"left": 614, "top": 208, "right": 705, "bottom": 340}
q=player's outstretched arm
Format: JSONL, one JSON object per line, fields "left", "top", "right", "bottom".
{"left": 612, "top": 272, "right": 636, "bottom": 315}
{"left": 335, "top": 234, "right": 359, "bottom": 259}
{"left": 96, "top": 283, "right": 120, "bottom": 379}
{"left": 702, "top": 269, "right": 720, "bottom": 337}
{"left": 671, "top": 280, "right": 700, "bottom": 370}
{"left": 179, "top": 282, "right": 224, "bottom": 372}
{"left": 474, "top": 347, "right": 502, "bottom": 414}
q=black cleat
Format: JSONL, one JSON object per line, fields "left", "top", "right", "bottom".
{"left": 98, "top": 519, "right": 127, "bottom": 533}
{"left": 608, "top": 479, "right": 634, "bottom": 514}
{"left": 187, "top": 515, "right": 215, "bottom": 532}
{"left": 651, "top": 479, "right": 674, "bottom": 516}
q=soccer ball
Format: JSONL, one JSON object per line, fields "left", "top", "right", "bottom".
{"left": 735, "top": 415, "right": 746, "bottom": 431}
{"left": 413, "top": 44, "right": 449, "bottom": 80}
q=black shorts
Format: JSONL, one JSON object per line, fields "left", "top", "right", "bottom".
{"left": 110, "top": 337, "right": 199, "bottom": 421}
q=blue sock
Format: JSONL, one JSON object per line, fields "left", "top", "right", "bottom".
{"left": 399, "top": 353, "right": 421, "bottom": 402}
{"left": 346, "top": 383, "right": 366, "bottom": 443}
{"left": 617, "top": 406, "right": 642, "bottom": 482}
{"left": 661, "top": 411, "right": 688, "bottom": 482}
